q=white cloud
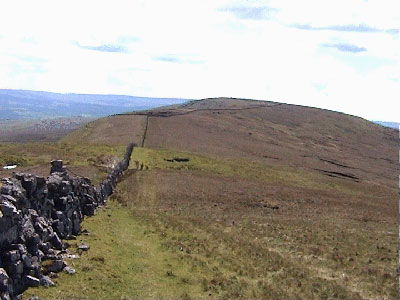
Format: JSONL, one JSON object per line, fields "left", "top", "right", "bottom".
{"left": 0, "top": 0, "right": 399, "bottom": 121}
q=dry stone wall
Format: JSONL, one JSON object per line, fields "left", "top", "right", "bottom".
{"left": 0, "top": 143, "right": 134, "bottom": 300}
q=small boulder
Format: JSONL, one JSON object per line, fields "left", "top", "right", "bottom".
{"left": 63, "top": 266, "right": 75, "bottom": 275}
{"left": 46, "top": 259, "right": 64, "bottom": 273}
{"left": 39, "top": 275, "right": 54, "bottom": 287}
{"left": 77, "top": 243, "right": 89, "bottom": 251}
{"left": 50, "top": 160, "right": 65, "bottom": 174}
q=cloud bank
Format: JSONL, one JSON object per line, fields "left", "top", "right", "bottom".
{"left": 74, "top": 42, "right": 126, "bottom": 53}
{"left": 322, "top": 43, "right": 367, "bottom": 53}
{"left": 0, "top": 0, "right": 398, "bottom": 122}
{"left": 292, "top": 23, "right": 399, "bottom": 35}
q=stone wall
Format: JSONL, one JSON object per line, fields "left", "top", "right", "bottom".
{"left": 0, "top": 143, "right": 134, "bottom": 300}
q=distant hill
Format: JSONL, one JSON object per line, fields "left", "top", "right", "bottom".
{"left": 0, "top": 89, "right": 190, "bottom": 120}
{"left": 373, "top": 121, "right": 399, "bottom": 130}
{"left": 64, "top": 97, "right": 397, "bottom": 188}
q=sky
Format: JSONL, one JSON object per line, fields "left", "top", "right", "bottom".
{"left": 0, "top": 0, "right": 399, "bottom": 121}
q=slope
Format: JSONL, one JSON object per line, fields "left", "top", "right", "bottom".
{"left": 28, "top": 97, "right": 398, "bottom": 299}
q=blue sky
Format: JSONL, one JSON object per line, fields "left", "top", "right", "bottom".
{"left": 0, "top": 0, "right": 399, "bottom": 121}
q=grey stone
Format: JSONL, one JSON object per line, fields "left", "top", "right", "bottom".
{"left": 77, "top": 243, "right": 89, "bottom": 251}
{"left": 0, "top": 226, "right": 18, "bottom": 246}
{"left": 37, "top": 250, "right": 44, "bottom": 259}
{"left": 49, "top": 233, "right": 62, "bottom": 250}
{"left": 46, "top": 175, "right": 63, "bottom": 192}
{"left": 60, "top": 181, "right": 71, "bottom": 195}
{"left": 28, "top": 209, "right": 39, "bottom": 220}
{"left": 39, "top": 275, "right": 54, "bottom": 287}
{"left": 38, "top": 242, "right": 51, "bottom": 254}
{"left": 63, "top": 266, "right": 75, "bottom": 275}
{"left": 28, "top": 233, "right": 41, "bottom": 246}
{"left": 4, "top": 251, "right": 20, "bottom": 263}
{"left": 21, "top": 254, "right": 33, "bottom": 269}
{"left": 0, "top": 268, "right": 9, "bottom": 292}
{"left": 0, "top": 201, "right": 18, "bottom": 218}
{"left": 31, "top": 256, "right": 39, "bottom": 268}
{"left": 23, "top": 275, "right": 40, "bottom": 287}
{"left": 8, "top": 261, "right": 23, "bottom": 275}
{"left": 52, "top": 220, "right": 64, "bottom": 237}
{"left": 46, "top": 259, "right": 64, "bottom": 273}
{"left": 1, "top": 292, "right": 11, "bottom": 300}
{"left": 0, "top": 195, "right": 17, "bottom": 206}
{"left": 21, "top": 176, "right": 37, "bottom": 197}
{"left": 36, "top": 176, "right": 45, "bottom": 187}
{"left": 11, "top": 244, "right": 27, "bottom": 255}
{"left": 50, "top": 160, "right": 64, "bottom": 174}
{"left": 0, "top": 218, "right": 13, "bottom": 234}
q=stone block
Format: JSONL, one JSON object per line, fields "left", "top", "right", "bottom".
{"left": 4, "top": 251, "right": 20, "bottom": 263}
{"left": 39, "top": 275, "right": 54, "bottom": 287}
{"left": 49, "top": 233, "right": 62, "bottom": 250}
{"left": 8, "top": 261, "right": 23, "bottom": 275}
{"left": 0, "top": 268, "right": 9, "bottom": 292}
{"left": 0, "top": 201, "right": 18, "bottom": 218}
{"left": 22, "top": 275, "right": 40, "bottom": 287}
{"left": 46, "top": 259, "right": 64, "bottom": 273}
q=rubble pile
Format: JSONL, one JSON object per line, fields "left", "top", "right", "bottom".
{"left": 0, "top": 143, "right": 134, "bottom": 300}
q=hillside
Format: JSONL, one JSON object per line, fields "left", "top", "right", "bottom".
{"left": 64, "top": 97, "right": 397, "bottom": 189}
{"left": 0, "top": 117, "right": 94, "bottom": 143}
{"left": 7, "top": 98, "right": 398, "bottom": 299}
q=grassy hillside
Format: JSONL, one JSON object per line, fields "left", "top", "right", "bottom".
{"left": 8, "top": 98, "right": 398, "bottom": 299}
{"left": 63, "top": 97, "right": 397, "bottom": 188}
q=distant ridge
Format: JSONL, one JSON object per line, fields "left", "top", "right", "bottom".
{"left": 0, "top": 89, "right": 190, "bottom": 120}
{"left": 373, "top": 121, "right": 399, "bottom": 130}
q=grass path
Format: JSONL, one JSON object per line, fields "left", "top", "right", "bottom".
{"left": 24, "top": 201, "right": 209, "bottom": 300}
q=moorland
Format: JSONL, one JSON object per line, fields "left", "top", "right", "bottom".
{"left": 0, "top": 97, "right": 397, "bottom": 299}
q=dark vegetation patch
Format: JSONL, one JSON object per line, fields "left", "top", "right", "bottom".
{"left": 319, "top": 158, "right": 354, "bottom": 169}
{"left": 315, "top": 169, "right": 360, "bottom": 182}
{"left": 164, "top": 157, "right": 190, "bottom": 163}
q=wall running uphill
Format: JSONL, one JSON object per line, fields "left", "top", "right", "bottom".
{"left": 0, "top": 143, "right": 135, "bottom": 300}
